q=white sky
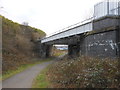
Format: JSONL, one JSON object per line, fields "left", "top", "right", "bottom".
{"left": 0, "top": 0, "right": 102, "bottom": 35}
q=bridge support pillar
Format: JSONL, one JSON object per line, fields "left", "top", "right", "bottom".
{"left": 45, "top": 45, "right": 53, "bottom": 57}
{"left": 117, "top": 26, "right": 120, "bottom": 58}
{"left": 68, "top": 44, "right": 80, "bottom": 57}
{"left": 40, "top": 44, "right": 53, "bottom": 58}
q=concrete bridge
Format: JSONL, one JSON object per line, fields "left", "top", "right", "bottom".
{"left": 39, "top": 0, "right": 120, "bottom": 58}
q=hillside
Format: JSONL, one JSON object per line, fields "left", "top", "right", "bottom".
{"left": 1, "top": 16, "right": 46, "bottom": 73}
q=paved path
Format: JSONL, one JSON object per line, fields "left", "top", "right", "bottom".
{"left": 2, "top": 60, "right": 54, "bottom": 88}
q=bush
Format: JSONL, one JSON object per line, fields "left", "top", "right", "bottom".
{"left": 47, "top": 56, "right": 120, "bottom": 88}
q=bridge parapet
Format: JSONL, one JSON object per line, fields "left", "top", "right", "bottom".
{"left": 41, "top": 22, "right": 92, "bottom": 43}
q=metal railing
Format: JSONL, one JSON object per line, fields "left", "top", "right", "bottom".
{"left": 42, "top": 17, "right": 94, "bottom": 40}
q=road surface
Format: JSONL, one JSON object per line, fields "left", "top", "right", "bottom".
{"left": 2, "top": 60, "right": 54, "bottom": 88}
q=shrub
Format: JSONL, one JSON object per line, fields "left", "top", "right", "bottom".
{"left": 47, "top": 56, "right": 120, "bottom": 88}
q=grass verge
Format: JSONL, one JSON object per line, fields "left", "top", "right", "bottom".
{"left": 1, "top": 58, "right": 53, "bottom": 81}
{"left": 32, "top": 65, "right": 51, "bottom": 88}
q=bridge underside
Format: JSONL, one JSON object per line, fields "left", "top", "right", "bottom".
{"left": 40, "top": 16, "right": 120, "bottom": 58}
{"left": 45, "top": 34, "right": 83, "bottom": 45}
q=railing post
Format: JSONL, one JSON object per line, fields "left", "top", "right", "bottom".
{"left": 107, "top": 0, "right": 109, "bottom": 15}
{"left": 118, "top": 1, "right": 120, "bottom": 16}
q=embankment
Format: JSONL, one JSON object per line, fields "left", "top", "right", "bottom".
{"left": 2, "top": 16, "right": 46, "bottom": 73}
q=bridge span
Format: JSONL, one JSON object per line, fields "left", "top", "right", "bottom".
{"left": 39, "top": 0, "right": 120, "bottom": 58}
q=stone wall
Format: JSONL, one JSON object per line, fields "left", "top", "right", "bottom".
{"left": 81, "top": 30, "right": 119, "bottom": 58}
{"left": 69, "top": 17, "right": 120, "bottom": 59}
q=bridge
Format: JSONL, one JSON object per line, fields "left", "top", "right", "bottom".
{"left": 39, "top": 0, "right": 120, "bottom": 58}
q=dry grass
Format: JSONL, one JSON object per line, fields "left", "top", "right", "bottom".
{"left": 47, "top": 56, "right": 120, "bottom": 88}
{"left": 52, "top": 46, "right": 67, "bottom": 57}
{"left": 2, "top": 15, "right": 46, "bottom": 73}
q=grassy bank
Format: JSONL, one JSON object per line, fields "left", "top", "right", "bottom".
{"left": 2, "top": 15, "right": 46, "bottom": 74}
{"left": 1, "top": 58, "right": 53, "bottom": 81}
{"left": 32, "top": 51, "right": 67, "bottom": 88}
{"left": 32, "top": 65, "right": 51, "bottom": 88}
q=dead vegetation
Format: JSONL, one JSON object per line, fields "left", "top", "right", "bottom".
{"left": 47, "top": 56, "right": 120, "bottom": 88}
{"left": 52, "top": 46, "right": 67, "bottom": 57}
{"left": 2, "top": 15, "right": 46, "bottom": 73}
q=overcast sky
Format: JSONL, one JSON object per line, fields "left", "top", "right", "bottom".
{"left": 0, "top": 0, "right": 102, "bottom": 35}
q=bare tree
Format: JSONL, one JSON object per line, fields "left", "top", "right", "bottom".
{"left": 22, "top": 22, "right": 29, "bottom": 26}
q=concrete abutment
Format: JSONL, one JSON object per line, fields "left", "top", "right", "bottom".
{"left": 68, "top": 17, "right": 120, "bottom": 59}
{"left": 68, "top": 44, "right": 80, "bottom": 57}
{"left": 37, "top": 43, "right": 53, "bottom": 58}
